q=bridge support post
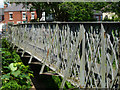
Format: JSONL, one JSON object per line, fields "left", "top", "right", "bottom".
{"left": 101, "top": 24, "right": 106, "bottom": 88}
{"left": 79, "top": 25, "right": 85, "bottom": 87}
{"left": 28, "top": 56, "right": 33, "bottom": 64}
{"left": 16, "top": 47, "right": 19, "bottom": 52}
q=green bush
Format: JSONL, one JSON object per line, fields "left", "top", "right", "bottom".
{"left": 1, "top": 80, "right": 21, "bottom": 90}
{"left": 1, "top": 80, "right": 30, "bottom": 90}
{"left": 1, "top": 38, "right": 33, "bottom": 89}
{"left": 114, "top": 17, "right": 120, "bottom": 21}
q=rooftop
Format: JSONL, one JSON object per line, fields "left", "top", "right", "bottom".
{"left": 4, "top": 3, "right": 35, "bottom": 12}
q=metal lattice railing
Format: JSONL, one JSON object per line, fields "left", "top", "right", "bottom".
{"left": 6, "top": 22, "right": 119, "bottom": 88}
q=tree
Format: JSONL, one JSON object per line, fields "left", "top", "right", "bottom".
{"left": 58, "top": 2, "right": 95, "bottom": 21}
{"left": 110, "top": 2, "right": 120, "bottom": 18}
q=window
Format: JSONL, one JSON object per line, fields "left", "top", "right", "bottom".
{"left": 9, "top": 12, "right": 13, "bottom": 20}
{"left": 31, "top": 12, "right": 35, "bottom": 19}
{"left": 95, "top": 16, "right": 99, "bottom": 21}
{"left": 22, "top": 12, "right": 26, "bottom": 20}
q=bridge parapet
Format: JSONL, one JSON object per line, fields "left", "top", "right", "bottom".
{"left": 7, "top": 22, "right": 120, "bottom": 88}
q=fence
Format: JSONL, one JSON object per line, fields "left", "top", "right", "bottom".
{"left": 6, "top": 22, "right": 120, "bottom": 88}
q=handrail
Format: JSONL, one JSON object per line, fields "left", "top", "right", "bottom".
{"left": 13, "top": 21, "right": 120, "bottom": 26}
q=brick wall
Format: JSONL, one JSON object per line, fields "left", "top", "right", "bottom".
{"left": 4, "top": 11, "right": 21, "bottom": 24}
{"left": 4, "top": 11, "right": 37, "bottom": 24}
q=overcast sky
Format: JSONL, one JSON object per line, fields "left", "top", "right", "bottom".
{"left": 0, "top": 0, "right": 4, "bottom": 8}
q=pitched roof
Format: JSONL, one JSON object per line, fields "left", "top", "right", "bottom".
{"left": 93, "top": 10, "right": 102, "bottom": 15}
{"left": 4, "top": 3, "right": 32, "bottom": 12}
{"left": 0, "top": 8, "right": 4, "bottom": 15}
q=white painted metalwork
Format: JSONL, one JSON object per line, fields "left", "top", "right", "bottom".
{"left": 6, "top": 22, "right": 119, "bottom": 88}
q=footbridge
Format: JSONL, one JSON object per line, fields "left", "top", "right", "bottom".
{"left": 5, "top": 22, "right": 120, "bottom": 88}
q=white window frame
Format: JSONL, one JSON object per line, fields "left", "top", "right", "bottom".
{"left": 31, "top": 12, "right": 35, "bottom": 20}
{"left": 22, "top": 12, "right": 26, "bottom": 20}
{"left": 9, "top": 12, "right": 13, "bottom": 20}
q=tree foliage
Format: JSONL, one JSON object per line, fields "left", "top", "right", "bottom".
{"left": 30, "top": 2, "right": 119, "bottom": 21}
{"left": 59, "top": 2, "right": 95, "bottom": 21}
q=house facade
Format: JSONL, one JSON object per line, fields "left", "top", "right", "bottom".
{"left": 93, "top": 10, "right": 102, "bottom": 21}
{"left": 4, "top": 3, "right": 37, "bottom": 24}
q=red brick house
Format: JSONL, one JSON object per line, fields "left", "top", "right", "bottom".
{"left": 4, "top": 3, "right": 37, "bottom": 24}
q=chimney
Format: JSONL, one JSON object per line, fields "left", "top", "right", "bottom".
{"left": 4, "top": 4, "right": 7, "bottom": 9}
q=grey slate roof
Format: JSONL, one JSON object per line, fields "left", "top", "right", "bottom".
{"left": 4, "top": 3, "right": 32, "bottom": 12}
{"left": 0, "top": 8, "right": 4, "bottom": 15}
{"left": 93, "top": 10, "right": 102, "bottom": 15}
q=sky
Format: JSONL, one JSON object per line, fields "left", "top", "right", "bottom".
{"left": 0, "top": 0, "right": 4, "bottom": 8}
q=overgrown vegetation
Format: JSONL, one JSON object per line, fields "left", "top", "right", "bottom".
{"left": 1, "top": 38, "right": 33, "bottom": 90}
{"left": 41, "top": 66, "right": 75, "bottom": 89}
